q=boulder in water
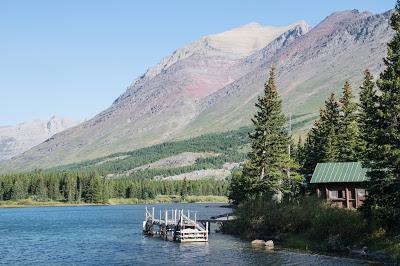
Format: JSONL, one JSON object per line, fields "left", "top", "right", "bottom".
{"left": 265, "top": 240, "right": 274, "bottom": 250}
{"left": 251, "top": 239, "right": 266, "bottom": 246}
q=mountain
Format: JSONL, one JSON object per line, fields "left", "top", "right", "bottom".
{"left": 0, "top": 9, "right": 394, "bottom": 173}
{"left": 181, "top": 9, "right": 393, "bottom": 137}
{"left": 0, "top": 116, "right": 79, "bottom": 161}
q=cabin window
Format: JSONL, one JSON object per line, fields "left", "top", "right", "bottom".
{"left": 357, "top": 189, "right": 366, "bottom": 198}
{"left": 329, "top": 190, "right": 337, "bottom": 199}
{"left": 329, "top": 189, "right": 344, "bottom": 199}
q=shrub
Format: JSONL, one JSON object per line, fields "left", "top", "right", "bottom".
{"left": 225, "top": 196, "right": 369, "bottom": 248}
{"left": 308, "top": 206, "right": 368, "bottom": 245}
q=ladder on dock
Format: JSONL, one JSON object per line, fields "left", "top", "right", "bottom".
{"left": 143, "top": 207, "right": 209, "bottom": 243}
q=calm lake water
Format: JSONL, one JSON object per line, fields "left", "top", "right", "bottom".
{"left": 0, "top": 203, "right": 374, "bottom": 265}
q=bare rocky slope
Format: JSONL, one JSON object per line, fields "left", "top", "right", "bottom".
{"left": 180, "top": 10, "right": 393, "bottom": 137}
{"left": 0, "top": 9, "right": 394, "bottom": 173}
{"left": 0, "top": 116, "right": 79, "bottom": 161}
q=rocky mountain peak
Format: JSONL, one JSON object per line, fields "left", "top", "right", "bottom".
{"left": 202, "top": 20, "right": 310, "bottom": 58}
{"left": 137, "top": 20, "right": 309, "bottom": 83}
{"left": 320, "top": 9, "right": 372, "bottom": 27}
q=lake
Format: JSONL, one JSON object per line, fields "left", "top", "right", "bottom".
{"left": 0, "top": 203, "right": 373, "bottom": 265}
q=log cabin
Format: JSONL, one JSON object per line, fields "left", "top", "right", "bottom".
{"left": 310, "top": 162, "right": 368, "bottom": 209}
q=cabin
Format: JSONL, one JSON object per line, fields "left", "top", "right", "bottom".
{"left": 310, "top": 162, "right": 368, "bottom": 209}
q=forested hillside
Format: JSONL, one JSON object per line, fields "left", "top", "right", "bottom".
{"left": 0, "top": 129, "right": 250, "bottom": 204}
{"left": 46, "top": 114, "right": 310, "bottom": 176}
{"left": 49, "top": 127, "right": 252, "bottom": 176}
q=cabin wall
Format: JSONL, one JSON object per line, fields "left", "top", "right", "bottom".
{"left": 316, "top": 183, "right": 366, "bottom": 209}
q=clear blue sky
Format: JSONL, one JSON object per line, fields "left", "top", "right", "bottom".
{"left": 0, "top": 0, "right": 395, "bottom": 125}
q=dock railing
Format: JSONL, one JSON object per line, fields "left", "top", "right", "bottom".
{"left": 143, "top": 207, "right": 208, "bottom": 242}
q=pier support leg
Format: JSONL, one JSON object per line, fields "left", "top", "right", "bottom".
{"left": 206, "top": 222, "right": 209, "bottom": 241}
{"left": 174, "top": 209, "right": 177, "bottom": 224}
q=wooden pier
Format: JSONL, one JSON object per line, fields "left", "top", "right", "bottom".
{"left": 143, "top": 207, "right": 209, "bottom": 243}
{"left": 197, "top": 213, "right": 235, "bottom": 229}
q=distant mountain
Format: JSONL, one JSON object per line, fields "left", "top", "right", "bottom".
{"left": 0, "top": 116, "right": 79, "bottom": 161}
{"left": 0, "top": 9, "right": 394, "bottom": 173}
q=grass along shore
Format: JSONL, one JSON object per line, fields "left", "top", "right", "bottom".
{"left": 0, "top": 195, "right": 228, "bottom": 208}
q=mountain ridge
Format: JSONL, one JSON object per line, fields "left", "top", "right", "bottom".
{"left": 0, "top": 9, "right": 394, "bottom": 173}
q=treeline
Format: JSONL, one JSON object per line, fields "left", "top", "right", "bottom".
{"left": 295, "top": 79, "right": 367, "bottom": 175}
{"left": 0, "top": 171, "right": 228, "bottom": 203}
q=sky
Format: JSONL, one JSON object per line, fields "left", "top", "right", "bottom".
{"left": 0, "top": 0, "right": 395, "bottom": 125}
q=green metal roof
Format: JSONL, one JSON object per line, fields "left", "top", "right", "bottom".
{"left": 310, "top": 162, "right": 368, "bottom": 184}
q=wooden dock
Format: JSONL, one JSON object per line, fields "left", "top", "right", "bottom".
{"left": 196, "top": 213, "right": 235, "bottom": 229}
{"left": 143, "top": 207, "right": 209, "bottom": 243}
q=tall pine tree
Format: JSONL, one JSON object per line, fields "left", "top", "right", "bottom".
{"left": 242, "top": 67, "right": 297, "bottom": 201}
{"left": 337, "top": 81, "right": 360, "bottom": 162}
{"left": 302, "top": 93, "right": 340, "bottom": 173}
{"left": 362, "top": 3, "right": 400, "bottom": 229}
{"left": 322, "top": 94, "right": 341, "bottom": 161}
{"left": 10, "top": 178, "right": 27, "bottom": 200}
{"left": 358, "top": 69, "right": 377, "bottom": 163}
{"left": 228, "top": 167, "right": 255, "bottom": 205}
{"left": 82, "top": 174, "right": 105, "bottom": 203}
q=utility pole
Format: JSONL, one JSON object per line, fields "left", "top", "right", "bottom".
{"left": 288, "top": 112, "right": 292, "bottom": 156}
{"left": 287, "top": 112, "right": 292, "bottom": 202}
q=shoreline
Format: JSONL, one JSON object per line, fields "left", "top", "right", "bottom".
{"left": 249, "top": 243, "right": 380, "bottom": 265}
{"left": 240, "top": 232, "right": 397, "bottom": 264}
{"left": 0, "top": 201, "right": 109, "bottom": 209}
{"left": 0, "top": 195, "right": 229, "bottom": 209}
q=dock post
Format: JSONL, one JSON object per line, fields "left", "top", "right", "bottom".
{"left": 152, "top": 207, "right": 155, "bottom": 223}
{"left": 206, "top": 222, "right": 209, "bottom": 241}
{"left": 180, "top": 210, "right": 183, "bottom": 226}
{"left": 145, "top": 207, "right": 148, "bottom": 223}
{"left": 194, "top": 212, "right": 197, "bottom": 224}
{"left": 159, "top": 210, "right": 162, "bottom": 223}
{"left": 174, "top": 209, "right": 177, "bottom": 224}
{"left": 188, "top": 210, "right": 190, "bottom": 219}
{"left": 165, "top": 210, "right": 168, "bottom": 225}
